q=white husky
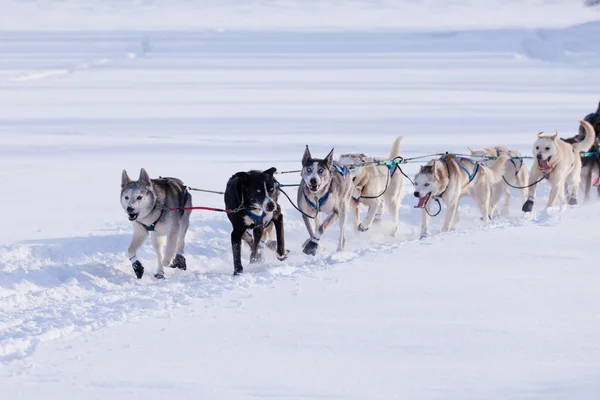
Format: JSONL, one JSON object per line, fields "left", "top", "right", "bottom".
{"left": 413, "top": 153, "right": 508, "bottom": 238}
{"left": 468, "top": 146, "right": 529, "bottom": 217}
{"left": 339, "top": 136, "right": 404, "bottom": 236}
{"left": 522, "top": 120, "right": 595, "bottom": 212}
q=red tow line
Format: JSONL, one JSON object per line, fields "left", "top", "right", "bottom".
{"left": 168, "top": 206, "right": 233, "bottom": 214}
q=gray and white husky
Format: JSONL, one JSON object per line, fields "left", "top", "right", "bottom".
{"left": 297, "top": 147, "right": 355, "bottom": 256}
{"left": 121, "top": 168, "right": 192, "bottom": 279}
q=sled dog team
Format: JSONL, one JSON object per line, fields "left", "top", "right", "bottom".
{"left": 121, "top": 104, "right": 600, "bottom": 279}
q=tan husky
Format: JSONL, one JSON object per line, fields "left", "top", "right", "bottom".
{"left": 522, "top": 120, "right": 595, "bottom": 212}
{"left": 339, "top": 136, "right": 404, "bottom": 236}
{"left": 413, "top": 153, "right": 508, "bottom": 239}
{"left": 467, "top": 146, "right": 529, "bottom": 217}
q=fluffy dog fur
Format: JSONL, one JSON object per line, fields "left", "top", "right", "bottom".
{"left": 467, "top": 146, "right": 528, "bottom": 217}
{"left": 297, "top": 147, "right": 355, "bottom": 256}
{"left": 121, "top": 168, "right": 192, "bottom": 279}
{"left": 339, "top": 136, "right": 404, "bottom": 236}
{"left": 412, "top": 154, "right": 508, "bottom": 238}
{"left": 522, "top": 120, "right": 595, "bottom": 212}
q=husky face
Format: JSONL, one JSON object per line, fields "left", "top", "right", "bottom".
{"left": 301, "top": 146, "right": 334, "bottom": 193}
{"left": 413, "top": 165, "right": 441, "bottom": 208}
{"left": 236, "top": 167, "right": 278, "bottom": 213}
{"left": 533, "top": 133, "right": 558, "bottom": 172}
{"left": 121, "top": 168, "right": 156, "bottom": 221}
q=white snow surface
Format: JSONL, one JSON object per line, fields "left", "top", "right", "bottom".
{"left": 2, "top": 1, "right": 600, "bottom": 398}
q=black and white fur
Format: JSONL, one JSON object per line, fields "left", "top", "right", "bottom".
{"left": 297, "top": 147, "right": 355, "bottom": 256}
{"left": 121, "top": 168, "right": 191, "bottom": 279}
{"left": 224, "top": 167, "right": 288, "bottom": 275}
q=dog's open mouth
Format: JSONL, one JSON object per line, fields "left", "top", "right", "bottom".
{"left": 538, "top": 157, "right": 552, "bottom": 172}
{"left": 128, "top": 213, "right": 138, "bottom": 221}
{"left": 309, "top": 185, "right": 319, "bottom": 192}
{"left": 414, "top": 193, "right": 431, "bottom": 209}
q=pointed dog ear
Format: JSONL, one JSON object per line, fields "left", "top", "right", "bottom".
{"left": 302, "top": 145, "right": 312, "bottom": 165}
{"left": 596, "top": 101, "right": 600, "bottom": 114}
{"left": 139, "top": 168, "right": 151, "bottom": 185}
{"left": 121, "top": 170, "right": 131, "bottom": 189}
{"left": 467, "top": 146, "right": 475, "bottom": 154}
{"left": 537, "top": 132, "right": 544, "bottom": 138}
{"left": 551, "top": 131, "right": 558, "bottom": 141}
{"left": 234, "top": 171, "right": 249, "bottom": 182}
{"left": 263, "top": 167, "right": 277, "bottom": 176}
{"left": 324, "top": 148, "right": 334, "bottom": 169}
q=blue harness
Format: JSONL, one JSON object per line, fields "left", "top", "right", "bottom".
{"left": 454, "top": 156, "right": 479, "bottom": 182}
{"left": 496, "top": 148, "right": 523, "bottom": 175}
{"left": 246, "top": 209, "right": 267, "bottom": 223}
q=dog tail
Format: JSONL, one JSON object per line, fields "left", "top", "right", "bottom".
{"left": 574, "top": 120, "right": 596, "bottom": 152}
{"left": 486, "top": 154, "right": 509, "bottom": 184}
{"left": 388, "top": 136, "right": 403, "bottom": 160}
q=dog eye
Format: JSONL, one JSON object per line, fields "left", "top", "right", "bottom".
{"left": 424, "top": 183, "right": 430, "bottom": 187}
{"left": 318, "top": 168, "right": 324, "bottom": 174}
{"left": 125, "top": 196, "right": 129, "bottom": 200}
{"left": 136, "top": 195, "right": 143, "bottom": 200}
{"left": 545, "top": 147, "right": 550, "bottom": 151}
{"left": 268, "top": 187, "right": 274, "bottom": 192}
{"left": 307, "top": 167, "right": 313, "bottom": 173}
{"left": 535, "top": 146, "right": 539, "bottom": 150}
{"left": 256, "top": 189, "right": 261, "bottom": 193}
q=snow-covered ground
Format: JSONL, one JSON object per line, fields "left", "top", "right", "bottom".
{"left": 1, "top": 1, "right": 600, "bottom": 398}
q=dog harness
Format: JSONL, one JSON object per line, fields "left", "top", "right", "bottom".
{"left": 138, "top": 188, "right": 188, "bottom": 232}
{"left": 246, "top": 209, "right": 267, "bottom": 223}
{"left": 454, "top": 156, "right": 479, "bottom": 182}
{"left": 304, "top": 192, "right": 330, "bottom": 211}
{"left": 332, "top": 164, "right": 349, "bottom": 178}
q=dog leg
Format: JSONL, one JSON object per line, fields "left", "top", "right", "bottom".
{"left": 374, "top": 201, "right": 385, "bottom": 223}
{"left": 303, "top": 210, "right": 339, "bottom": 256}
{"left": 522, "top": 167, "right": 543, "bottom": 212}
{"left": 231, "top": 226, "right": 245, "bottom": 275}
{"left": 358, "top": 200, "right": 378, "bottom": 232}
{"left": 546, "top": 183, "right": 561, "bottom": 209}
{"left": 582, "top": 164, "right": 592, "bottom": 203}
{"left": 127, "top": 223, "right": 149, "bottom": 279}
{"left": 442, "top": 201, "right": 458, "bottom": 232}
{"left": 420, "top": 207, "right": 430, "bottom": 239}
{"left": 169, "top": 215, "right": 189, "bottom": 271}
{"left": 249, "top": 226, "right": 264, "bottom": 264}
{"left": 385, "top": 198, "right": 400, "bottom": 237}
{"left": 151, "top": 233, "right": 166, "bottom": 279}
{"left": 352, "top": 199, "right": 361, "bottom": 231}
{"left": 337, "top": 203, "right": 349, "bottom": 251}
{"left": 273, "top": 212, "right": 289, "bottom": 261}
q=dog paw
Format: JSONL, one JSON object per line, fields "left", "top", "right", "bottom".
{"left": 522, "top": 200, "right": 534, "bottom": 212}
{"left": 303, "top": 241, "right": 318, "bottom": 256}
{"left": 567, "top": 197, "right": 578, "bottom": 206}
{"left": 233, "top": 266, "right": 243, "bottom": 275}
{"left": 250, "top": 252, "right": 264, "bottom": 264}
{"left": 132, "top": 260, "right": 144, "bottom": 279}
{"left": 154, "top": 270, "right": 165, "bottom": 280}
{"left": 169, "top": 254, "right": 187, "bottom": 271}
{"left": 277, "top": 249, "right": 290, "bottom": 261}
{"left": 358, "top": 223, "right": 369, "bottom": 232}
{"left": 419, "top": 233, "right": 428, "bottom": 240}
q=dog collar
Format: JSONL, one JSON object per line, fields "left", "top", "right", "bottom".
{"left": 304, "top": 191, "right": 329, "bottom": 211}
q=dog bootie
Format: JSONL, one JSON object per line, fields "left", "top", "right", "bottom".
{"left": 132, "top": 260, "right": 144, "bottom": 279}
{"left": 303, "top": 240, "right": 319, "bottom": 256}
{"left": 154, "top": 270, "right": 165, "bottom": 280}
{"left": 358, "top": 223, "right": 369, "bottom": 232}
{"left": 567, "top": 196, "right": 577, "bottom": 206}
{"left": 522, "top": 200, "right": 534, "bottom": 212}
{"left": 234, "top": 266, "right": 243, "bottom": 275}
{"left": 170, "top": 254, "right": 187, "bottom": 271}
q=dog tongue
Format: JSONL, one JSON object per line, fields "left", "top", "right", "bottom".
{"left": 539, "top": 159, "right": 552, "bottom": 171}
{"left": 415, "top": 194, "right": 430, "bottom": 209}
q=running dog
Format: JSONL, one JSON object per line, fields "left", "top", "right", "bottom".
{"left": 121, "top": 168, "right": 191, "bottom": 279}
{"left": 413, "top": 153, "right": 508, "bottom": 238}
{"left": 224, "top": 168, "right": 289, "bottom": 275}
{"left": 562, "top": 102, "right": 600, "bottom": 201}
{"left": 339, "top": 136, "right": 404, "bottom": 235}
{"left": 298, "top": 147, "right": 355, "bottom": 256}
{"left": 522, "top": 120, "right": 596, "bottom": 212}
{"left": 467, "top": 146, "right": 528, "bottom": 217}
